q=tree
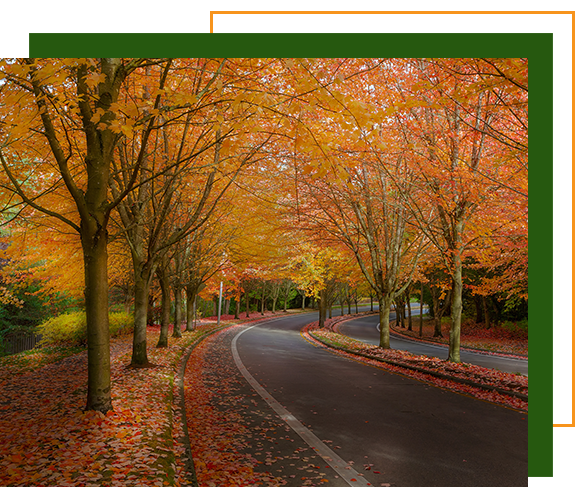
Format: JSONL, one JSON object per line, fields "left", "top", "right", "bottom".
{"left": 110, "top": 58, "right": 280, "bottom": 364}
{"left": 0, "top": 58, "right": 153, "bottom": 412}
{"left": 394, "top": 58, "right": 528, "bottom": 362}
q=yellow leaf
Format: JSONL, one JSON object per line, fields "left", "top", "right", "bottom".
{"left": 90, "top": 108, "right": 105, "bottom": 124}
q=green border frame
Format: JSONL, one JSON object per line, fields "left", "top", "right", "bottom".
{"left": 29, "top": 32, "right": 553, "bottom": 478}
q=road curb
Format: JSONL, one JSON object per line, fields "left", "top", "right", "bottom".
{"left": 307, "top": 328, "right": 528, "bottom": 403}
{"left": 327, "top": 312, "right": 528, "bottom": 360}
{"left": 175, "top": 313, "right": 307, "bottom": 485}
{"left": 176, "top": 325, "right": 233, "bottom": 487}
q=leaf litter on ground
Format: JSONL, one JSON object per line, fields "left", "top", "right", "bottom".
{"left": 0, "top": 322, "right": 225, "bottom": 487}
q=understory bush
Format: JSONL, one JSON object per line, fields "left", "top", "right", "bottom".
{"left": 500, "top": 319, "right": 528, "bottom": 338}
{"left": 36, "top": 311, "right": 133, "bottom": 347}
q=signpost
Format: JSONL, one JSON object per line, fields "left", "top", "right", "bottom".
{"left": 217, "top": 281, "right": 223, "bottom": 326}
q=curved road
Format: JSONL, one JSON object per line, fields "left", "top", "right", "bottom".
{"left": 230, "top": 311, "right": 527, "bottom": 486}
{"left": 339, "top": 311, "right": 528, "bottom": 376}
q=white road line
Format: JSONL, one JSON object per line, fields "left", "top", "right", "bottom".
{"left": 232, "top": 322, "right": 372, "bottom": 487}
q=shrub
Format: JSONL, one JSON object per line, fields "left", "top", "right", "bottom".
{"left": 0, "top": 280, "right": 76, "bottom": 335}
{"left": 500, "top": 320, "right": 528, "bottom": 338}
{"left": 37, "top": 311, "right": 133, "bottom": 347}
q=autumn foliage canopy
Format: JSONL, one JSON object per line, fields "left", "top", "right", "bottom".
{"left": 0, "top": 58, "right": 527, "bottom": 409}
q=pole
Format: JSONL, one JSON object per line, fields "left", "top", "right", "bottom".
{"left": 217, "top": 281, "right": 223, "bottom": 326}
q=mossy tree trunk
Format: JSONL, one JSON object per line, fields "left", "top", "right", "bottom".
{"left": 378, "top": 294, "right": 392, "bottom": 349}
{"left": 173, "top": 284, "right": 182, "bottom": 338}
{"left": 156, "top": 261, "right": 171, "bottom": 348}
{"left": 81, "top": 225, "right": 112, "bottom": 412}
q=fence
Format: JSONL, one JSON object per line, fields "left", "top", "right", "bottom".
{"left": 1, "top": 333, "right": 42, "bottom": 356}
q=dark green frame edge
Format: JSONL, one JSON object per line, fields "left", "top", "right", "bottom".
{"left": 29, "top": 32, "right": 554, "bottom": 478}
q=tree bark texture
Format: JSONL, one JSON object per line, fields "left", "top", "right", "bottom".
{"left": 186, "top": 287, "right": 196, "bottom": 332}
{"left": 448, "top": 251, "right": 463, "bottom": 363}
{"left": 318, "top": 295, "right": 326, "bottom": 328}
{"left": 378, "top": 294, "right": 392, "bottom": 349}
{"left": 173, "top": 285, "right": 183, "bottom": 338}
{"left": 131, "top": 265, "right": 151, "bottom": 365}
{"left": 81, "top": 226, "right": 112, "bottom": 412}
{"left": 156, "top": 265, "right": 171, "bottom": 348}
{"left": 419, "top": 282, "right": 424, "bottom": 338}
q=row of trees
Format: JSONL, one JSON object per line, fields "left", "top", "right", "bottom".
{"left": 0, "top": 57, "right": 527, "bottom": 411}
{"left": 273, "top": 58, "right": 527, "bottom": 362}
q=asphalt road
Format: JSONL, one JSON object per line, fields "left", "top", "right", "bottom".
{"left": 234, "top": 311, "right": 528, "bottom": 487}
{"left": 339, "top": 312, "right": 529, "bottom": 376}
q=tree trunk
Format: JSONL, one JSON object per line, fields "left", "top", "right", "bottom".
{"left": 419, "top": 282, "right": 424, "bottom": 338}
{"left": 355, "top": 298, "right": 358, "bottom": 314}
{"left": 185, "top": 286, "right": 196, "bottom": 331}
{"left": 156, "top": 265, "right": 171, "bottom": 348}
{"left": 475, "top": 294, "right": 484, "bottom": 324}
{"left": 283, "top": 283, "right": 290, "bottom": 312}
{"left": 492, "top": 299, "right": 502, "bottom": 325}
{"left": 318, "top": 295, "right": 326, "bottom": 328}
{"left": 201, "top": 299, "right": 207, "bottom": 318}
{"left": 301, "top": 292, "right": 306, "bottom": 310}
{"left": 483, "top": 295, "right": 491, "bottom": 329}
{"left": 448, "top": 252, "right": 463, "bottom": 363}
{"left": 235, "top": 285, "right": 241, "bottom": 319}
{"left": 16, "top": 58, "right": 136, "bottom": 412}
{"left": 124, "top": 290, "right": 132, "bottom": 315}
{"left": 406, "top": 288, "right": 413, "bottom": 331}
{"left": 378, "top": 294, "right": 391, "bottom": 349}
{"left": 370, "top": 293, "right": 374, "bottom": 312}
{"left": 131, "top": 266, "right": 151, "bottom": 365}
{"left": 340, "top": 300, "right": 344, "bottom": 316}
{"left": 431, "top": 287, "right": 444, "bottom": 338}
{"left": 173, "top": 285, "right": 182, "bottom": 338}
{"left": 395, "top": 300, "right": 401, "bottom": 327}
{"left": 193, "top": 294, "right": 198, "bottom": 327}
{"left": 271, "top": 284, "right": 280, "bottom": 313}
{"left": 245, "top": 292, "right": 250, "bottom": 317}
{"left": 81, "top": 227, "right": 112, "bottom": 412}
{"left": 433, "top": 317, "right": 442, "bottom": 337}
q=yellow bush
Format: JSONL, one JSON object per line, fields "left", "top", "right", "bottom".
{"left": 37, "top": 311, "right": 133, "bottom": 347}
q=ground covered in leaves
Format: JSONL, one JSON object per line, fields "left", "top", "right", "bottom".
{"left": 0, "top": 323, "right": 225, "bottom": 487}
{"left": 305, "top": 318, "right": 528, "bottom": 413}
{"left": 0, "top": 309, "right": 328, "bottom": 487}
